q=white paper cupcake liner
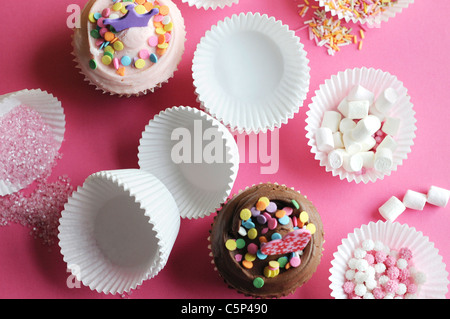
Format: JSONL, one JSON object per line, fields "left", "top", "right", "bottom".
{"left": 329, "top": 220, "right": 449, "bottom": 299}
{"left": 137, "top": 106, "right": 239, "bottom": 219}
{"left": 192, "top": 12, "right": 310, "bottom": 134}
{"left": 0, "top": 89, "right": 65, "bottom": 195}
{"left": 58, "top": 169, "right": 180, "bottom": 295}
{"left": 306, "top": 67, "right": 417, "bottom": 184}
{"left": 317, "top": 0, "right": 414, "bottom": 27}
{"left": 181, "top": 0, "right": 239, "bottom": 10}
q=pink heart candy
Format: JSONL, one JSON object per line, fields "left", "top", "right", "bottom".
{"left": 261, "top": 228, "right": 311, "bottom": 255}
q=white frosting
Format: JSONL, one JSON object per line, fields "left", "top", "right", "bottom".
{"left": 73, "top": 0, "right": 186, "bottom": 96}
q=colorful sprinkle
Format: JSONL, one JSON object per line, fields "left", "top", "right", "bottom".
{"left": 253, "top": 277, "right": 265, "bottom": 289}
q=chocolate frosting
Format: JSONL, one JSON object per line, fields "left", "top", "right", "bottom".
{"left": 210, "top": 183, "right": 324, "bottom": 298}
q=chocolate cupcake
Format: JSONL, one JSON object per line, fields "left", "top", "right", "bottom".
{"left": 209, "top": 183, "right": 324, "bottom": 298}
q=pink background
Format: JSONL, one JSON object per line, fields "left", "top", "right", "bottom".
{"left": 1, "top": 0, "right": 449, "bottom": 299}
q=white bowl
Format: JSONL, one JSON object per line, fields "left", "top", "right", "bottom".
{"left": 329, "top": 220, "right": 449, "bottom": 299}
{"left": 306, "top": 67, "right": 417, "bottom": 184}
{"left": 193, "top": 12, "right": 310, "bottom": 134}
{"left": 58, "top": 169, "right": 180, "bottom": 295}
{"left": 138, "top": 106, "right": 239, "bottom": 219}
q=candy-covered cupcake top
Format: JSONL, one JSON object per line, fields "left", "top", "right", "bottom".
{"left": 87, "top": 0, "right": 174, "bottom": 76}
{"left": 210, "top": 183, "right": 324, "bottom": 298}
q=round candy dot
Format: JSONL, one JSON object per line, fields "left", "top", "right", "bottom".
{"left": 274, "top": 210, "right": 285, "bottom": 218}
{"left": 148, "top": 36, "right": 158, "bottom": 47}
{"left": 282, "top": 207, "right": 293, "bottom": 216}
{"left": 299, "top": 211, "right": 309, "bottom": 223}
{"left": 101, "top": 55, "right": 112, "bottom": 65}
{"left": 112, "top": 2, "right": 122, "bottom": 11}
{"left": 154, "top": 14, "right": 164, "bottom": 22}
{"left": 242, "top": 260, "right": 253, "bottom": 269}
{"left": 247, "top": 228, "right": 257, "bottom": 240}
{"left": 149, "top": 53, "right": 158, "bottom": 63}
{"left": 247, "top": 243, "right": 258, "bottom": 255}
{"left": 163, "top": 21, "right": 173, "bottom": 32}
{"left": 113, "top": 41, "right": 124, "bottom": 51}
{"left": 90, "top": 29, "right": 100, "bottom": 39}
{"left": 268, "top": 261, "right": 280, "bottom": 270}
{"left": 88, "top": 13, "right": 96, "bottom": 23}
{"left": 121, "top": 55, "right": 132, "bottom": 66}
{"left": 234, "top": 254, "right": 242, "bottom": 262}
{"left": 256, "top": 250, "right": 267, "bottom": 260}
{"left": 256, "top": 197, "right": 270, "bottom": 211}
{"left": 289, "top": 256, "right": 301, "bottom": 268}
{"left": 97, "top": 17, "right": 106, "bottom": 28}
{"left": 159, "top": 5, "right": 170, "bottom": 15}
{"left": 102, "top": 8, "right": 111, "bottom": 18}
{"left": 135, "top": 4, "right": 147, "bottom": 14}
{"left": 104, "top": 45, "right": 114, "bottom": 54}
{"left": 240, "top": 208, "right": 251, "bottom": 221}
{"left": 251, "top": 207, "right": 260, "bottom": 217}
{"left": 306, "top": 223, "right": 316, "bottom": 234}
{"left": 155, "top": 27, "right": 166, "bottom": 35}
{"left": 244, "top": 253, "right": 256, "bottom": 262}
{"left": 253, "top": 277, "right": 264, "bottom": 289}
{"left": 278, "top": 215, "right": 290, "bottom": 225}
{"left": 277, "top": 256, "right": 288, "bottom": 268}
{"left": 138, "top": 49, "right": 150, "bottom": 60}
{"left": 267, "top": 218, "right": 277, "bottom": 230}
{"left": 162, "top": 15, "right": 171, "bottom": 25}
{"left": 225, "top": 239, "right": 237, "bottom": 251}
{"left": 256, "top": 214, "right": 267, "bottom": 224}
{"left": 266, "top": 202, "right": 277, "bottom": 213}
{"left": 271, "top": 232, "right": 282, "bottom": 240}
{"left": 242, "top": 220, "right": 255, "bottom": 229}
{"left": 134, "top": 58, "right": 146, "bottom": 69}
{"left": 104, "top": 51, "right": 114, "bottom": 59}
{"left": 104, "top": 32, "right": 115, "bottom": 42}
{"left": 235, "top": 238, "right": 246, "bottom": 249}
{"left": 89, "top": 59, "right": 97, "bottom": 70}
{"left": 93, "top": 12, "right": 102, "bottom": 20}
{"left": 236, "top": 228, "right": 247, "bottom": 238}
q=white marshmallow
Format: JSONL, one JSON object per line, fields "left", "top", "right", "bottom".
{"left": 337, "top": 98, "right": 349, "bottom": 117}
{"left": 379, "top": 196, "right": 406, "bottom": 222}
{"left": 403, "top": 190, "right": 427, "bottom": 210}
{"left": 374, "top": 147, "right": 393, "bottom": 173}
{"left": 375, "top": 87, "right": 398, "bottom": 114}
{"left": 321, "top": 110, "right": 342, "bottom": 132}
{"left": 347, "top": 85, "right": 375, "bottom": 105}
{"left": 427, "top": 185, "right": 450, "bottom": 207}
{"left": 328, "top": 148, "right": 348, "bottom": 169}
{"left": 315, "top": 127, "right": 334, "bottom": 153}
{"left": 332, "top": 131, "right": 344, "bottom": 149}
{"left": 382, "top": 117, "right": 401, "bottom": 136}
{"left": 351, "top": 115, "right": 381, "bottom": 141}
{"left": 347, "top": 100, "right": 370, "bottom": 119}
{"left": 377, "top": 135, "right": 398, "bottom": 152}
{"left": 359, "top": 136, "right": 376, "bottom": 152}
{"left": 360, "top": 151, "right": 375, "bottom": 169}
{"left": 339, "top": 117, "right": 356, "bottom": 133}
{"left": 343, "top": 153, "right": 363, "bottom": 172}
{"left": 343, "top": 131, "right": 362, "bottom": 154}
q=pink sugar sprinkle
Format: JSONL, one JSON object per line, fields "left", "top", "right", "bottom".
{"left": 407, "top": 283, "right": 418, "bottom": 294}
{"left": 0, "top": 105, "right": 59, "bottom": 188}
{"left": 398, "top": 268, "right": 410, "bottom": 282}
{"left": 384, "top": 279, "right": 399, "bottom": 293}
{"left": 387, "top": 266, "right": 400, "bottom": 280}
{"left": 384, "top": 255, "right": 396, "bottom": 268}
{"left": 372, "top": 287, "right": 385, "bottom": 299}
{"left": 399, "top": 247, "right": 413, "bottom": 261}
{"left": 375, "top": 250, "right": 387, "bottom": 263}
{"left": 0, "top": 175, "right": 73, "bottom": 246}
{"left": 364, "top": 253, "right": 375, "bottom": 265}
{"left": 343, "top": 281, "right": 355, "bottom": 294}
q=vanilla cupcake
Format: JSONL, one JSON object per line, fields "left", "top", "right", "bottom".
{"left": 72, "top": 0, "right": 186, "bottom": 96}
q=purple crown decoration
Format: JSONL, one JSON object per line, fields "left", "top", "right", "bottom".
{"left": 103, "top": 4, "right": 160, "bottom": 32}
